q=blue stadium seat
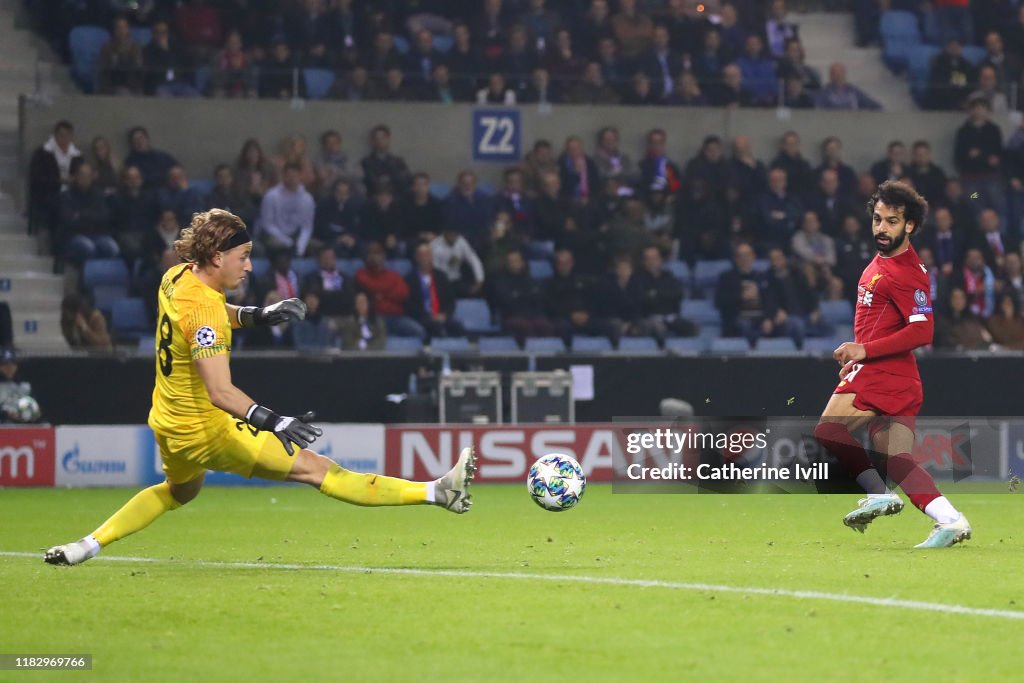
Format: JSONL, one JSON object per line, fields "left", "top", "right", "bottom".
{"left": 753, "top": 258, "right": 769, "bottom": 273}
{"left": 526, "top": 240, "right": 555, "bottom": 259}
{"left": 429, "top": 181, "right": 450, "bottom": 198}
{"left": 250, "top": 257, "right": 270, "bottom": 281}
{"left": 617, "top": 337, "right": 660, "bottom": 353}
{"left": 572, "top": 335, "right": 613, "bottom": 352}
{"left": 338, "top": 258, "right": 363, "bottom": 277}
{"left": 431, "top": 337, "right": 472, "bottom": 353}
{"left": 189, "top": 178, "right": 214, "bottom": 196}
{"left": 130, "top": 26, "right": 152, "bottom": 47}
{"left": 111, "top": 298, "right": 149, "bottom": 340}
{"left": 478, "top": 336, "right": 519, "bottom": 352}
{"left": 454, "top": 298, "right": 498, "bottom": 333}
{"left": 697, "top": 323, "right": 722, "bottom": 340}
{"left": 303, "top": 68, "right": 335, "bottom": 99}
{"left": 710, "top": 337, "right": 750, "bottom": 353}
{"left": 665, "top": 337, "right": 708, "bottom": 354}
{"left": 291, "top": 257, "right": 319, "bottom": 280}
{"left": 528, "top": 259, "right": 554, "bottom": 280}
{"left": 386, "top": 259, "right": 412, "bottom": 277}
{"left": 477, "top": 181, "right": 497, "bottom": 196}
{"left": 385, "top": 337, "right": 423, "bottom": 352}
{"left": 68, "top": 26, "right": 109, "bottom": 92}
{"left": 753, "top": 337, "right": 800, "bottom": 354}
{"left": 880, "top": 11, "right": 921, "bottom": 70}
{"left": 666, "top": 260, "right": 690, "bottom": 281}
{"left": 681, "top": 299, "right": 720, "bottom": 325}
{"left": 961, "top": 45, "right": 987, "bottom": 66}
{"left": 803, "top": 337, "right": 843, "bottom": 354}
{"left": 432, "top": 34, "right": 454, "bottom": 53}
{"left": 83, "top": 258, "right": 130, "bottom": 288}
{"left": 908, "top": 44, "right": 942, "bottom": 101}
{"left": 392, "top": 35, "right": 410, "bottom": 54}
{"left": 138, "top": 335, "right": 155, "bottom": 355}
{"left": 91, "top": 284, "right": 128, "bottom": 314}
{"left": 693, "top": 259, "right": 732, "bottom": 293}
{"left": 820, "top": 299, "right": 854, "bottom": 325}
{"left": 193, "top": 65, "right": 213, "bottom": 94}
{"left": 523, "top": 337, "right": 565, "bottom": 352}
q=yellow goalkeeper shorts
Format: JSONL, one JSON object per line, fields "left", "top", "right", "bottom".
{"left": 155, "top": 416, "right": 296, "bottom": 484}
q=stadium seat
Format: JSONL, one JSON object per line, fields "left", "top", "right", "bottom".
{"left": 819, "top": 299, "right": 854, "bottom": 325}
{"left": 83, "top": 258, "right": 130, "bottom": 288}
{"left": 291, "top": 257, "right": 319, "bottom": 280}
{"left": 880, "top": 10, "right": 921, "bottom": 70}
{"left": 961, "top": 45, "right": 987, "bottom": 66}
{"left": 572, "top": 335, "right": 612, "bottom": 352}
{"left": 130, "top": 26, "right": 152, "bottom": 47}
{"left": 193, "top": 65, "right": 212, "bottom": 94}
{"left": 908, "top": 44, "right": 941, "bottom": 102}
{"left": 91, "top": 284, "right": 128, "bottom": 314}
{"left": 803, "top": 337, "right": 843, "bottom": 354}
{"left": 292, "top": 319, "right": 337, "bottom": 351}
{"left": 477, "top": 181, "right": 497, "bottom": 196}
{"left": 430, "top": 337, "right": 472, "bottom": 353}
{"left": 753, "top": 258, "right": 769, "bottom": 273}
{"left": 665, "top": 336, "right": 708, "bottom": 354}
{"left": 528, "top": 259, "right": 554, "bottom": 280}
{"left": 617, "top": 337, "right": 660, "bottom": 353}
{"left": 681, "top": 299, "right": 720, "bottom": 325}
{"left": 526, "top": 240, "right": 555, "bottom": 259}
{"left": 385, "top": 337, "right": 423, "bottom": 352}
{"left": 392, "top": 35, "right": 410, "bottom": 54}
{"left": 666, "top": 260, "right": 690, "bottom": 281}
{"left": 137, "top": 335, "right": 155, "bottom": 355}
{"left": 303, "top": 68, "right": 335, "bottom": 100}
{"left": 523, "top": 337, "right": 565, "bottom": 353}
{"left": 693, "top": 259, "right": 732, "bottom": 294}
{"left": 478, "top": 336, "right": 519, "bottom": 352}
{"left": 68, "top": 26, "right": 110, "bottom": 92}
{"left": 454, "top": 298, "right": 498, "bottom": 333}
{"left": 111, "top": 298, "right": 149, "bottom": 341}
{"left": 338, "top": 258, "right": 363, "bottom": 277}
{"left": 752, "top": 337, "right": 800, "bottom": 354}
{"left": 189, "top": 178, "right": 214, "bottom": 196}
{"left": 429, "top": 181, "right": 450, "bottom": 198}
{"left": 432, "top": 35, "right": 453, "bottom": 53}
{"left": 697, "top": 323, "right": 722, "bottom": 340}
{"left": 710, "top": 337, "right": 750, "bottom": 353}
{"left": 386, "top": 259, "right": 412, "bottom": 277}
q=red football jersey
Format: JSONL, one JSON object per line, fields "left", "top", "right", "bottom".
{"left": 854, "top": 244, "right": 933, "bottom": 378}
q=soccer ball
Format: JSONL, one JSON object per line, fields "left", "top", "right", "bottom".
{"left": 5, "top": 395, "right": 41, "bottom": 423}
{"left": 528, "top": 454, "right": 586, "bottom": 512}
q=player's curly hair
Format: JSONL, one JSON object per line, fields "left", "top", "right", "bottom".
{"left": 173, "top": 209, "right": 247, "bottom": 266}
{"left": 868, "top": 180, "right": 929, "bottom": 234}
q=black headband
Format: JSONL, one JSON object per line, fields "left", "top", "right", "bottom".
{"left": 218, "top": 228, "right": 253, "bottom": 252}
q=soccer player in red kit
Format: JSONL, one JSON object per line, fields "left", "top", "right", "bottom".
{"left": 814, "top": 181, "right": 970, "bottom": 548}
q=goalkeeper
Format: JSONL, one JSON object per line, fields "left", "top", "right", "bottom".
{"left": 45, "top": 209, "right": 474, "bottom": 566}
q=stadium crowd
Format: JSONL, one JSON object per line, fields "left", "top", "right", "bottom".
{"left": 34, "top": 0, "right": 885, "bottom": 110}
{"left": 25, "top": 101, "right": 1024, "bottom": 353}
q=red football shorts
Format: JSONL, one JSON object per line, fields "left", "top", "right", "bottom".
{"left": 833, "top": 361, "right": 922, "bottom": 437}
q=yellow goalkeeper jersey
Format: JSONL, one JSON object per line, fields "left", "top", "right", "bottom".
{"left": 147, "top": 264, "right": 233, "bottom": 436}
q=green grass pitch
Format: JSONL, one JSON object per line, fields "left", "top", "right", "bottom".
{"left": 2, "top": 485, "right": 1023, "bottom": 682}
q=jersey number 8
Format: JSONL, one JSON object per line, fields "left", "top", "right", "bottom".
{"left": 158, "top": 313, "right": 173, "bottom": 377}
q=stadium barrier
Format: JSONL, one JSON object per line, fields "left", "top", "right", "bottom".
{"left": 2, "top": 420, "right": 1020, "bottom": 488}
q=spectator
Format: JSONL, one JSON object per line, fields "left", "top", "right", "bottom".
{"left": 834, "top": 214, "right": 873, "bottom": 300}
{"left": 781, "top": 76, "right": 814, "bottom": 109}
{"left": 143, "top": 19, "right": 198, "bottom": 97}
{"left": 174, "top": 0, "right": 224, "bottom": 49}
{"left": 303, "top": 246, "right": 355, "bottom": 318}
{"left": 110, "top": 165, "right": 157, "bottom": 260}
{"left": 941, "top": 177, "right": 979, "bottom": 236}
{"left": 58, "top": 161, "right": 117, "bottom": 263}
{"left": 314, "top": 130, "right": 357, "bottom": 198}
{"left": 770, "top": 131, "right": 814, "bottom": 198}
{"left": 355, "top": 242, "right": 423, "bottom": 337}
{"left": 158, "top": 165, "right": 204, "bottom": 225}
{"left": 639, "top": 24, "right": 684, "bottom": 101}
{"left": 521, "top": 66, "right": 559, "bottom": 105}
{"left": 60, "top": 293, "right": 112, "bottom": 350}
{"left": 559, "top": 136, "right": 600, "bottom": 202}
{"left": 99, "top": 16, "right": 142, "bottom": 95}
{"left": 622, "top": 72, "right": 659, "bottom": 106}
{"left": 545, "top": 28, "right": 585, "bottom": 91}
{"left": 241, "top": 290, "right": 295, "bottom": 349}
{"left": 89, "top": 136, "right": 118, "bottom": 195}
{"left": 259, "top": 40, "right": 304, "bottom": 99}
{"left": 544, "top": 248, "right": 614, "bottom": 343}
{"left": 1007, "top": 121, "right": 1024, "bottom": 237}
{"left": 477, "top": 72, "right": 517, "bottom": 104}
{"left": 716, "top": 2, "right": 748, "bottom": 57}
{"left": 28, "top": 121, "right": 80, "bottom": 232}
{"left": 693, "top": 28, "right": 729, "bottom": 90}
{"left": 922, "top": 206, "right": 965, "bottom": 278}
{"left": 870, "top": 140, "right": 908, "bottom": 186}
{"left": 791, "top": 210, "right": 836, "bottom": 273}
{"left": 483, "top": 211, "right": 525, "bottom": 275}
{"left": 606, "top": 198, "right": 655, "bottom": 262}
{"left": 206, "top": 164, "right": 256, "bottom": 228}
{"left": 815, "top": 137, "right": 857, "bottom": 202}
{"left": 776, "top": 38, "right": 820, "bottom": 92}
{"left": 932, "top": 0, "right": 973, "bottom": 46}
{"left": 593, "top": 127, "right": 636, "bottom": 186}
{"left": 736, "top": 34, "right": 777, "bottom": 106}
{"left": 404, "top": 28, "right": 443, "bottom": 87}
{"left": 642, "top": 186, "right": 675, "bottom": 255}
{"left": 611, "top": 0, "right": 654, "bottom": 60}
{"left": 0, "top": 349, "right": 41, "bottom": 424}
{"left": 808, "top": 168, "right": 857, "bottom": 237}
{"left": 443, "top": 171, "right": 495, "bottom": 247}
{"left": 521, "top": 139, "right": 558, "bottom": 198}
{"left": 340, "top": 291, "right": 387, "bottom": 350}
{"left": 315, "top": 178, "right": 361, "bottom": 256}
{"left": 431, "top": 226, "right": 486, "bottom": 297}
{"left": 495, "top": 168, "right": 535, "bottom": 237}
{"left": 520, "top": 0, "right": 559, "bottom": 49}
{"left": 124, "top": 127, "right": 178, "bottom": 190}
{"left": 1000, "top": 252, "right": 1024, "bottom": 302}
{"left": 534, "top": 170, "right": 575, "bottom": 244}
{"left": 987, "top": 292, "right": 1024, "bottom": 349}
{"left": 141, "top": 209, "right": 184, "bottom": 274}
{"left": 968, "top": 65, "right": 1009, "bottom": 114}
{"left": 210, "top": 30, "right": 254, "bottom": 98}
{"left": 592, "top": 254, "right": 654, "bottom": 342}
{"left": 567, "top": 61, "right": 620, "bottom": 104}
{"left": 927, "top": 40, "right": 975, "bottom": 111}
{"left": 405, "top": 241, "right": 465, "bottom": 340}
{"left": 729, "top": 135, "right": 767, "bottom": 199}
{"left": 956, "top": 247, "right": 997, "bottom": 318}
{"left": 489, "top": 250, "right": 554, "bottom": 342}
{"left": 497, "top": 25, "right": 535, "bottom": 96}
{"left": 447, "top": 23, "right": 479, "bottom": 94}
{"left": 360, "top": 183, "right": 405, "bottom": 253}
{"left": 754, "top": 168, "right": 803, "bottom": 250}
{"left": 597, "top": 37, "right": 629, "bottom": 88}
{"left": 260, "top": 162, "right": 316, "bottom": 257}
{"left": 666, "top": 72, "right": 709, "bottom": 106}
{"left": 763, "top": 246, "right": 822, "bottom": 346}
{"left": 716, "top": 243, "right": 771, "bottom": 346}
{"left": 639, "top": 128, "right": 683, "bottom": 195}
{"left": 274, "top": 135, "right": 317, "bottom": 190}
{"left": 684, "top": 135, "right": 731, "bottom": 202}
{"left": 361, "top": 125, "right": 412, "bottom": 197}
{"left": 372, "top": 66, "right": 415, "bottom": 101}
{"left": 421, "top": 63, "right": 469, "bottom": 103}
{"left": 918, "top": 246, "right": 943, "bottom": 304}
{"left": 635, "top": 245, "right": 696, "bottom": 341}
{"left": 579, "top": 0, "right": 613, "bottom": 56}
{"left": 954, "top": 98, "right": 1005, "bottom": 215}
{"left": 907, "top": 140, "right": 948, "bottom": 206}
{"left": 367, "top": 30, "right": 401, "bottom": 75}
{"left": 972, "top": 208, "right": 1014, "bottom": 271}
{"left": 330, "top": 65, "right": 370, "bottom": 101}
{"left": 406, "top": 172, "right": 445, "bottom": 241}
{"left": 981, "top": 30, "right": 1021, "bottom": 92}
{"left": 934, "top": 287, "right": 990, "bottom": 350}
{"left": 765, "top": 0, "right": 799, "bottom": 58}
{"left": 814, "top": 63, "right": 881, "bottom": 110}
{"left": 234, "top": 138, "right": 276, "bottom": 204}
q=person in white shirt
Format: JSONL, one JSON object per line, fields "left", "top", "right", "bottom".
{"left": 260, "top": 162, "right": 316, "bottom": 256}
{"left": 430, "top": 226, "right": 485, "bottom": 297}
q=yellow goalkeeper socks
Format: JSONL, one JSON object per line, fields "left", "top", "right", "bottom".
{"left": 91, "top": 481, "right": 182, "bottom": 547}
{"left": 319, "top": 464, "right": 428, "bottom": 506}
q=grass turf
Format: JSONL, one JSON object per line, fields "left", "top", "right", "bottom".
{"left": 2, "top": 485, "right": 1022, "bottom": 682}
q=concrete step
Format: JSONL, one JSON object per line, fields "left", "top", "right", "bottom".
{"left": 3, "top": 292, "right": 62, "bottom": 314}
{"left": 0, "top": 253, "right": 51, "bottom": 272}
{"left": 0, "top": 272, "right": 63, "bottom": 298}
{"left": 0, "top": 232, "right": 39, "bottom": 253}
{"left": 10, "top": 309, "right": 63, "bottom": 342}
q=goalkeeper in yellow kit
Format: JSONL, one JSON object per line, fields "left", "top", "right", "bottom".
{"left": 45, "top": 209, "right": 474, "bottom": 566}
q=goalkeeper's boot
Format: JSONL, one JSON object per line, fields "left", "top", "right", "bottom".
{"left": 914, "top": 514, "right": 972, "bottom": 549}
{"left": 842, "top": 493, "right": 904, "bottom": 533}
{"left": 44, "top": 537, "right": 99, "bottom": 566}
{"left": 434, "top": 447, "right": 476, "bottom": 514}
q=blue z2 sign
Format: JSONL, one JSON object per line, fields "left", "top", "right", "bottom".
{"left": 472, "top": 109, "right": 521, "bottom": 162}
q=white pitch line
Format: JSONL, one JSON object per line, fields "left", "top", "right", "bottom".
{"left": 6, "top": 551, "right": 1024, "bottom": 621}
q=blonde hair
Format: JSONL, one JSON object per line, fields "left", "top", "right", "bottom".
{"left": 173, "top": 209, "right": 247, "bottom": 265}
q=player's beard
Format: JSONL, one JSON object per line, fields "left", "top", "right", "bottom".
{"left": 874, "top": 228, "right": 907, "bottom": 254}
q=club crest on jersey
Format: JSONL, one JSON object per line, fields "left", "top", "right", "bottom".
{"left": 914, "top": 289, "right": 927, "bottom": 306}
{"left": 195, "top": 326, "right": 217, "bottom": 347}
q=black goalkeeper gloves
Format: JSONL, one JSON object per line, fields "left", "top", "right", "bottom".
{"left": 237, "top": 298, "right": 307, "bottom": 328}
{"left": 245, "top": 404, "right": 323, "bottom": 456}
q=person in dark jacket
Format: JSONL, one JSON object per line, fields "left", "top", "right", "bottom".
{"left": 593, "top": 254, "right": 652, "bottom": 343}
{"left": 205, "top": 164, "right": 256, "bottom": 228}
{"left": 28, "top": 120, "right": 81, "bottom": 233}
{"left": 489, "top": 250, "right": 554, "bottom": 342}
{"left": 361, "top": 124, "right": 412, "bottom": 196}
{"left": 302, "top": 247, "right": 355, "bottom": 318}
{"left": 315, "top": 178, "right": 362, "bottom": 257}
{"left": 124, "top": 127, "right": 178, "bottom": 190}
{"left": 57, "top": 161, "right": 117, "bottom": 263}
{"left": 715, "top": 242, "right": 776, "bottom": 347}
{"left": 405, "top": 242, "right": 465, "bottom": 340}
{"left": 634, "top": 246, "right": 697, "bottom": 341}
{"left": 544, "top": 248, "right": 616, "bottom": 344}
{"left": 109, "top": 164, "right": 158, "bottom": 262}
